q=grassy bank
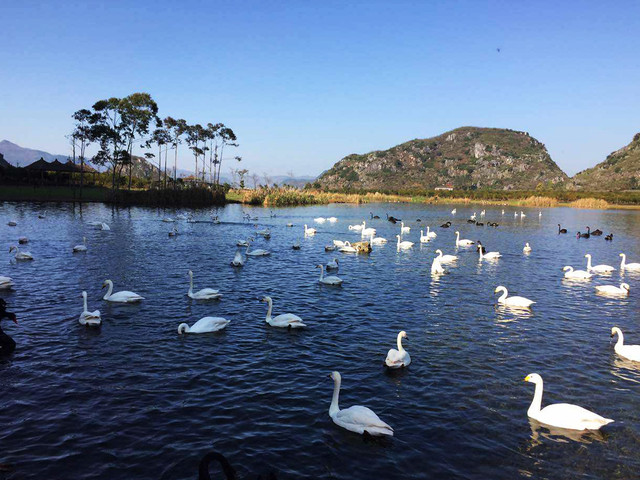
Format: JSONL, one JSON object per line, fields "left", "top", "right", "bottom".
{"left": 0, "top": 185, "right": 226, "bottom": 207}
{"left": 227, "top": 187, "right": 640, "bottom": 210}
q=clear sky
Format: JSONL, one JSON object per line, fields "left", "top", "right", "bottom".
{"left": 1, "top": 0, "right": 639, "bottom": 177}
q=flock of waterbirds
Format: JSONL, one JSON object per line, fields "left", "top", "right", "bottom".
{"left": 2, "top": 205, "right": 640, "bottom": 478}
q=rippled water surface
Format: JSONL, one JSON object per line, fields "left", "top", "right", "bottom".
{"left": 1, "top": 201, "right": 639, "bottom": 479}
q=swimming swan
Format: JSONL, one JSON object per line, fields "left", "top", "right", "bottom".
{"left": 304, "top": 224, "right": 317, "bottom": 236}
{"left": 425, "top": 226, "right": 437, "bottom": 239}
{"left": 396, "top": 235, "right": 414, "bottom": 251}
{"left": 178, "top": 317, "right": 230, "bottom": 334}
{"left": 9, "top": 246, "right": 33, "bottom": 260}
{"left": 261, "top": 296, "right": 306, "bottom": 328}
{"left": 585, "top": 254, "right": 615, "bottom": 274}
{"left": 339, "top": 241, "right": 357, "bottom": 253}
{"left": 479, "top": 246, "right": 501, "bottom": 260}
{"left": 317, "top": 264, "right": 343, "bottom": 285}
{"left": 435, "top": 249, "right": 457, "bottom": 263}
{"left": 188, "top": 270, "right": 222, "bottom": 300}
{"left": 524, "top": 373, "right": 613, "bottom": 430}
{"left": 420, "top": 230, "right": 431, "bottom": 243}
{"left": 79, "top": 291, "right": 101, "bottom": 326}
{"left": 348, "top": 223, "right": 364, "bottom": 231}
{"left": 314, "top": 217, "right": 326, "bottom": 223}
{"left": 619, "top": 253, "right": 640, "bottom": 271}
{"left": 73, "top": 237, "right": 87, "bottom": 252}
{"left": 455, "top": 231, "right": 474, "bottom": 247}
{"left": 231, "top": 250, "right": 244, "bottom": 267}
{"left": 369, "top": 233, "right": 387, "bottom": 245}
{"left": 400, "top": 222, "right": 410, "bottom": 234}
{"left": 329, "top": 371, "right": 394, "bottom": 436}
{"left": 245, "top": 243, "right": 270, "bottom": 256}
{"left": 100, "top": 222, "right": 110, "bottom": 231}
{"left": 611, "top": 327, "right": 640, "bottom": 362}
{"left": 385, "top": 331, "right": 411, "bottom": 368}
{"left": 0, "top": 276, "right": 14, "bottom": 290}
{"left": 523, "top": 243, "right": 532, "bottom": 253}
{"left": 494, "top": 286, "right": 534, "bottom": 309}
{"left": 102, "top": 280, "right": 144, "bottom": 303}
{"left": 595, "top": 283, "right": 629, "bottom": 296}
{"left": 431, "top": 256, "right": 445, "bottom": 275}
{"left": 562, "top": 266, "right": 592, "bottom": 280}
{"left": 326, "top": 258, "right": 339, "bottom": 270}
{"left": 361, "top": 221, "right": 376, "bottom": 236}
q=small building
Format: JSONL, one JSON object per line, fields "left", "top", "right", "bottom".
{"left": 435, "top": 184, "right": 454, "bottom": 191}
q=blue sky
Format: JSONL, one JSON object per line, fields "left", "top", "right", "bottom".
{"left": 1, "top": 1, "right": 639, "bottom": 177}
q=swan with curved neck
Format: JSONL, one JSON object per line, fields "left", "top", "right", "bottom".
{"left": 595, "top": 283, "right": 629, "bottom": 296}
{"left": 361, "top": 221, "right": 376, "bottom": 236}
{"left": 188, "top": 270, "right": 222, "bottom": 300}
{"left": 479, "top": 245, "right": 501, "bottom": 260}
{"left": 329, "top": 371, "right": 394, "bottom": 436}
{"left": 9, "top": 246, "right": 33, "bottom": 260}
{"left": 339, "top": 241, "right": 356, "bottom": 253}
{"left": 431, "top": 256, "right": 445, "bottom": 275}
{"left": 178, "top": 316, "right": 230, "bottom": 334}
{"left": 562, "top": 266, "right": 592, "bottom": 280}
{"left": 435, "top": 249, "right": 457, "bottom": 263}
{"left": 524, "top": 373, "right": 613, "bottom": 430}
{"left": 73, "top": 237, "right": 87, "bottom": 252}
{"left": 619, "top": 253, "right": 640, "bottom": 271}
{"left": 455, "top": 231, "right": 474, "bottom": 247}
{"left": 317, "top": 264, "right": 343, "bottom": 285}
{"left": 102, "top": 280, "right": 144, "bottom": 303}
{"left": 261, "top": 296, "right": 306, "bottom": 328}
{"left": 611, "top": 327, "right": 640, "bottom": 362}
{"left": 396, "top": 235, "right": 414, "bottom": 251}
{"left": 79, "top": 291, "right": 101, "bottom": 326}
{"left": 245, "top": 243, "right": 270, "bottom": 256}
{"left": 326, "top": 258, "right": 339, "bottom": 270}
{"left": 494, "top": 286, "right": 534, "bottom": 308}
{"left": 304, "top": 224, "right": 316, "bottom": 236}
{"left": 585, "top": 254, "right": 615, "bottom": 274}
{"left": 385, "top": 331, "right": 411, "bottom": 368}
{"left": 400, "top": 222, "right": 410, "bottom": 234}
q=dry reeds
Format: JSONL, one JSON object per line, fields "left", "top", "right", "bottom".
{"left": 568, "top": 198, "right": 610, "bottom": 209}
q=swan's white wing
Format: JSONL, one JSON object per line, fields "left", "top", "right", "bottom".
{"left": 108, "top": 291, "right": 144, "bottom": 302}
{"left": 336, "top": 406, "right": 394, "bottom": 435}
{"left": 191, "top": 317, "right": 229, "bottom": 332}
{"left": 272, "top": 313, "right": 306, "bottom": 328}
{"left": 619, "top": 345, "right": 640, "bottom": 361}
{"left": 538, "top": 403, "right": 613, "bottom": 430}
{"left": 195, "top": 288, "right": 221, "bottom": 296}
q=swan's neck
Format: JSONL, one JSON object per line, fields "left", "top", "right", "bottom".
{"left": 615, "top": 331, "right": 624, "bottom": 350}
{"left": 318, "top": 266, "right": 324, "bottom": 281}
{"left": 189, "top": 274, "right": 194, "bottom": 295}
{"left": 427, "top": 226, "right": 430, "bottom": 234}
{"left": 329, "top": 377, "right": 340, "bottom": 416}
{"left": 620, "top": 255, "right": 626, "bottom": 268}
{"left": 83, "top": 294, "right": 88, "bottom": 312}
{"left": 528, "top": 380, "right": 543, "bottom": 417}
{"left": 265, "top": 299, "right": 273, "bottom": 321}
{"left": 586, "top": 256, "right": 592, "bottom": 269}
{"left": 479, "top": 248, "right": 484, "bottom": 259}
{"left": 103, "top": 282, "right": 113, "bottom": 300}
{"left": 498, "top": 288, "right": 507, "bottom": 302}
{"left": 396, "top": 333, "right": 405, "bottom": 353}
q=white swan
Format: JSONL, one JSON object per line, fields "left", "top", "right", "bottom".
{"left": 236, "top": 239, "right": 250, "bottom": 247}
{"left": 435, "top": 249, "right": 457, "bottom": 263}
{"left": 100, "top": 222, "right": 110, "bottom": 231}
{"left": 585, "top": 254, "right": 615, "bottom": 274}
{"left": 385, "top": 331, "right": 411, "bottom": 368}
{"left": 396, "top": 235, "right": 414, "bottom": 251}
{"left": 563, "top": 266, "right": 592, "bottom": 280}
{"left": 431, "top": 256, "right": 445, "bottom": 275}
{"left": 420, "top": 230, "right": 431, "bottom": 243}
{"left": 520, "top": 211, "right": 526, "bottom": 218}
{"left": 261, "top": 296, "right": 306, "bottom": 328}
{"left": 494, "top": 286, "right": 534, "bottom": 309}
{"left": 451, "top": 208, "right": 457, "bottom": 214}
{"left": 304, "top": 224, "right": 316, "bottom": 236}
{"left": 455, "top": 231, "right": 474, "bottom": 247}
{"left": 611, "top": 327, "right": 640, "bottom": 362}
{"left": 514, "top": 211, "right": 518, "bottom": 218}
{"left": 73, "top": 237, "right": 87, "bottom": 252}
{"left": 79, "top": 291, "right": 101, "bottom": 326}
{"left": 178, "top": 317, "right": 229, "bottom": 334}
{"left": 245, "top": 243, "right": 270, "bottom": 256}
{"left": 231, "top": 250, "right": 244, "bottom": 267}
{"left": 314, "top": 217, "right": 326, "bottom": 223}
{"left": 524, "top": 373, "right": 613, "bottom": 430}
{"left": 470, "top": 213, "right": 477, "bottom": 221}
{"left": 9, "top": 246, "right": 33, "bottom": 260}
{"left": 361, "top": 221, "right": 376, "bottom": 237}
{"left": 317, "top": 264, "right": 343, "bottom": 285}
{"left": 501, "top": 209, "right": 505, "bottom": 215}
{"left": 425, "top": 226, "right": 437, "bottom": 239}
{"left": 0, "top": 276, "right": 14, "bottom": 290}
{"left": 328, "top": 217, "right": 338, "bottom": 223}
{"left": 348, "top": 223, "right": 364, "bottom": 231}
{"left": 619, "top": 253, "right": 640, "bottom": 271}
{"left": 339, "top": 241, "right": 357, "bottom": 253}
{"left": 523, "top": 242, "right": 532, "bottom": 253}
{"left": 329, "top": 371, "right": 394, "bottom": 436}
{"left": 187, "top": 270, "right": 222, "bottom": 300}
{"left": 102, "top": 280, "right": 144, "bottom": 303}
{"left": 168, "top": 227, "right": 178, "bottom": 237}
{"left": 333, "top": 240, "right": 346, "bottom": 248}
{"left": 326, "top": 258, "right": 339, "bottom": 270}
{"left": 595, "top": 283, "right": 629, "bottom": 296}
{"left": 369, "top": 233, "right": 387, "bottom": 245}
{"left": 162, "top": 217, "right": 175, "bottom": 223}
{"left": 400, "top": 222, "right": 410, "bottom": 234}
{"left": 480, "top": 209, "right": 486, "bottom": 217}
{"left": 479, "top": 246, "right": 501, "bottom": 260}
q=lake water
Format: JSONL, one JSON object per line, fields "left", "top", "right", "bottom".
{"left": 1, "top": 201, "right": 639, "bottom": 479}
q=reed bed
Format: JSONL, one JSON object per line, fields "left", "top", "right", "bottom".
{"left": 568, "top": 198, "right": 610, "bottom": 209}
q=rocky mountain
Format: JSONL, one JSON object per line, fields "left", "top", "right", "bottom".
{"left": 0, "top": 140, "right": 69, "bottom": 167}
{"left": 315, "top": 127, "right": 568, "bottom": 191}
{"left": 570, "top": 132, "right": 640, "bottom": 190}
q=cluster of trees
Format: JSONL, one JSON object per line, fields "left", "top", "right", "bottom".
{"left": 69, "top": 92, "right": 239, "bottom": 191}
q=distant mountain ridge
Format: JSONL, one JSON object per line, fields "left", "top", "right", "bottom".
{"left": 0, "top": 140, "right": 69, "bottom": 167}
{"left": 570, "top": 132, "right": 640, "bottom": 190}
{"left": 316, "top": 127, "right": 568, "bottom": 191}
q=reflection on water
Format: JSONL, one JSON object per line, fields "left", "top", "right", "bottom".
{"left": 0, "top": 201, "right": 639, "bottom": 479}
{"left": 527, "top": 419, "right": 607, "bottom": 447}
